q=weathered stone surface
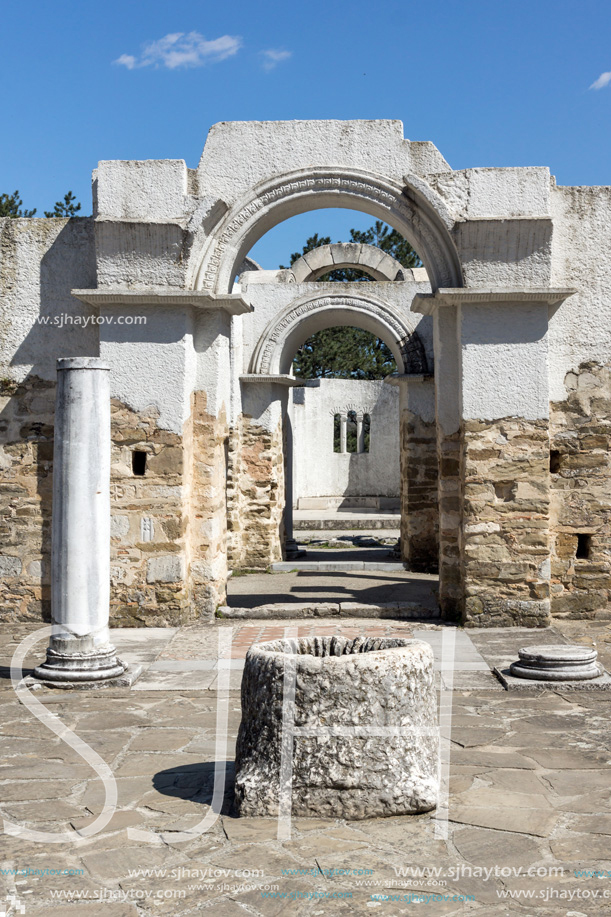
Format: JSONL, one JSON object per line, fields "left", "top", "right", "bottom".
{"left": 461, "top": 418, "right": 552, "bottom": 628}
{"left": 227, "top": 414, "right": 285, "bottom": 570}
{"left": 452, "top": 826, "right": 545, "bottom": 867}
{"left": 234, "top": 636, "right": 439, "bottom": 819}
{"left": 550, "top": 361, "right": 611, "bottom": 620}
{"left": 510, "top": 643, "right": 603, "bottom": 681}
{"left": 146, "top": 555, "right": 185, "bottom": 584}
{"left": 449, "top": 805, "right": 557, "bottom": 837}
{"left": 402, "top": 404, "right": 439, "bottom": 572}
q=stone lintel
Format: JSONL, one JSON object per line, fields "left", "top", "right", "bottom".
{"left": 411, "top": 288, "right": 576, "bottom": 315}
{"left": 239, "top": 374, "right": 303, "bottom": 387}
{"left": 71, "top": 289, "right": 253, "bottom": 315}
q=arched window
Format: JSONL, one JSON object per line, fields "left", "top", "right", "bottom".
{"left": 333, "top": 414, "right": 342, "bottom": 453}
{"left": 346, "top": 411, "right": 358, "bottom": 454}
{"left": 363, "top": 413, "right": 371, "bottom": 453}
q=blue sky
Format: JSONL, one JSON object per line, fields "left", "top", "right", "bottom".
{"left": 2, "top": 0, "right": 611, "bottom": 267}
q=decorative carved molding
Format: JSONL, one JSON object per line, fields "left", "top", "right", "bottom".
{"left": 192, "top": 169, "right": 462, "bottom": 293}
{"left": 399, "top": 332, "right": 429, "bottom": 375}
{"left": 249, "top": 292, "right": 428, "bottom": 377}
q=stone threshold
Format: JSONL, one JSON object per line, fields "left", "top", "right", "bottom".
{"left": 269, "top": 561, "right": 406, "bottom": 572}
{"left": 218, "top": 602, "right": 439, "bottom": 619}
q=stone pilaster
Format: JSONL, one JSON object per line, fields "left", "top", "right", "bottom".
{"left": 550, "top": 360, "right": 611, "bottom": 619}
{"left": 226, "top": 413, "right": 285, "bottom": 570}
{"left": 388, "top": 375, "right": 438, "bottom": 573}
{"left": 412, "top": 287, "right": 574, "bottom": 626}
{"left": 462, "top": 418, "right": 551, "bottom": 627}
{"left": 187, "top": 391, "right": 229, "bottom": 616}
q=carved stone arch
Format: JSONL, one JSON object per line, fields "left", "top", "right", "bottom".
{"left": 290, "top": 243, "right": 411, "bottom": 282}
{"left": 248, "top": 291, "right": 430, "bottom": 376}
{"left": 190, "top": 168, "right": 462, "bottom": 293}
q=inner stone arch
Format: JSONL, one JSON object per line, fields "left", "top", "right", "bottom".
{"left": 289, "top": 243, "right": 418, "bottom": 282}
{"left": 248, "top": 292, "right": 431, "bottom": 377}
{"left": 191, "top": 168, "right": 462, "bottom": 294}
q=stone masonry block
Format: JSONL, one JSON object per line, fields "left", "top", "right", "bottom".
{"left": 146, "top": 555, "right": 185, "bottom": 584}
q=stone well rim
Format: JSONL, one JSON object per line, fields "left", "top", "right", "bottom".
{"left": 246, "top": 635, "right": 433, "bottom": 663}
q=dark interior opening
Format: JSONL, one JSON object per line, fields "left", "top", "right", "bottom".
{"left": 132, "top": 451, "right": 147, "bottom": 476}
{"left": 576, "top": 533, "right": 592, "bottom": 560}
{"left": 550, "top": 450, "right": 561, "bottom": 474}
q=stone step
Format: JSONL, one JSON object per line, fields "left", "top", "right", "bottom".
{"left": 270, "top": 561, "right": 406, "bottom": 572}
{"left": 218, "top": 602, "right": 441, "bottom": 620}
{"left": 294, "top": 517, "right": 400, "bottom": 530}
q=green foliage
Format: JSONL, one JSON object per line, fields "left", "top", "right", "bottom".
{"left": 286, "top": 220, "right": 420, "bottom": 379}
{"left": 0, "top": 191, "right": 36, "bottom": 218}
{"left": 295, "top": 326, "right": 396, "bottom": 380}
{"left": 44, "top": 191, "right": 81, "bottom": 218}
{"left": 349, "top": 220, "right": 421, "bottom": 271}
{"left": 1, "top": 189, "right": 82, "bottom": 219}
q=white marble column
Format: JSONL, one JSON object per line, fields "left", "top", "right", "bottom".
{"left": 356, "top": 414, "right": 366, "bottom": 454}
{"left": 34, "top": 358, "right": 126, "bottom": 683}
{"left": 339, "top": 415, "right": 348, "bottom": 453}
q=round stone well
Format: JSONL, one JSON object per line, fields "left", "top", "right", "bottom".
{"left": 234, "top": 635, "right": 439, "bottom": 819}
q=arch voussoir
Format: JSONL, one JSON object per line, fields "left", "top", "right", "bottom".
{"left": 290, "top": 243, "right": 410, "bottom": 282}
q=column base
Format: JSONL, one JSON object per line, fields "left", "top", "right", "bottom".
{"left": 33, "top": 646, "right": 127, "bottom": 683}
{"left": 284, "top": 539, "right": 307, "bottom": 560}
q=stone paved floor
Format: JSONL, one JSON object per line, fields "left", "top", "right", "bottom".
{"left": 227, "top": 570, "right": 439, "bottom": 610}
{"left": 0, "top": 617, "right": 610, "bottom": 915}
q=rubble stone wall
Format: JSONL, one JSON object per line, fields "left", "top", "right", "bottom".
{"left": 550, "top": 361, "right": 611, "bottom": 620}
{"left": 108, "top": 392, "right": 228, "bottom": 624}
{"left": 437, "top": 431, "right": 462, "bottom": 620}
{"left": 0, "top": 384, "right": 230, "bottom": 626}
{"left": 226, "top": 414, "right": 285, "bottom": 570}
{"left": 461, "top": 418, "right": 551, "bottom": 628}
{"left": 0, "top": 376, "right": 55, "bottom": 622}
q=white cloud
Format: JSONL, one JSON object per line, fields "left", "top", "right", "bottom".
{"left": 260, "top": 49, "right": 292, "bottom": 71}
{"left": 114, "top": 32, "right": 242, "bottom": 70}
{"left": 590, "top": 71, "right": 611, "bottom": 90}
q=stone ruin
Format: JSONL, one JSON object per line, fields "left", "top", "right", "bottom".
{"left": 1, "top": 119, "right": 611, "bottom": 641}
{"left": 234, "top": 636, "right": 439, "bottom": 819}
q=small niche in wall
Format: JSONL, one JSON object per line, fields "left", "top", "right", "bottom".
{"left": 550, "top": 450, "right": 561, "bottom": 474}
{"left": 576, "top": 534, "right": 592, "bottom": 560}
{"left": 132, "top": 450, "right": 147, "bottom": 476}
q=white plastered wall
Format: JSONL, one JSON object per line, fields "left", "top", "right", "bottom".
{"left": 292, "top": 379, "right": 400, "bottom": 506}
